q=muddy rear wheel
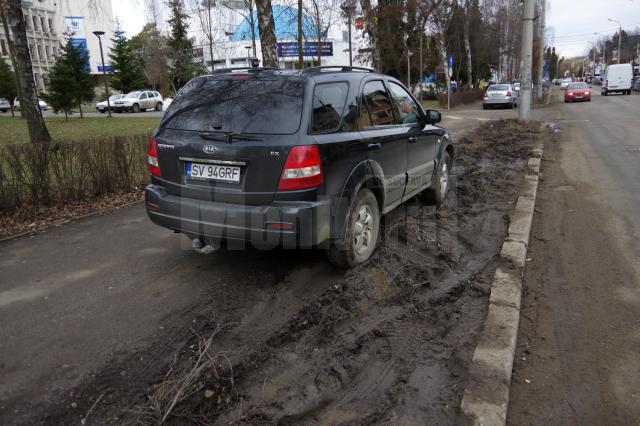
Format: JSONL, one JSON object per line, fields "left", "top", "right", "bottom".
{"left": 327, "top": 188, "right": 380, "bottom": 268}
{"left": 424, "top": 151, "right": 451, "bottom": 207}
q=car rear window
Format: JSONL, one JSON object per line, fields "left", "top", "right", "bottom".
{"left": 488, "top": 85, "right": 509, "bottom": 91}
{"left": 312, "top": 82, "right": 349, "bottom": 133}
{"left": 162, "top": 75, "right": 304, "bottom": 135}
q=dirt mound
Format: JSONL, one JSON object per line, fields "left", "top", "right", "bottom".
{"left": 33, "top": 120, "right": 543, "bottom": 425}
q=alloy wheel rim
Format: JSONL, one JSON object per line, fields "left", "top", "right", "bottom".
{"left": 440, "top": 161, "right": 449, "bottom": 196}
{"left": 354, "top": 205, "right": 374, "bottom": 255}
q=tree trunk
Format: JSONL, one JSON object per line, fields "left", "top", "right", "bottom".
{"left": 5, "top": 0, "right": 51, "bottom": 143}
{"left": 316, "top": 4, "right": 321, "bottom": 65}
{"left": 1, "top": 6, "right": 23, "bottom": 118}
{"left": 463, "top": 0, "right": 473, "bottom": 88}
{"left": 255, "top": 0, "right": 278, "bottom": 68}
{"left": 78, "top": 102, "right": 83, "bottom": 118}
{"left": 297, "top": 0, "right": 303, "bottom": 68}
{"left": 437, "top": 33, "right": 450, "bottom": 90}
{"left": 360, "top": 0, "right": 380, "bottom": 69}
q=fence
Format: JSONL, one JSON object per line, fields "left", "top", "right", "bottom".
{"left": 0, "top": 135, "right": 149, "bottom": 214}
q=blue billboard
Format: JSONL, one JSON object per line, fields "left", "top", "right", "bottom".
{"left": 277, "top": 41, "right": 333, "bottom": 57}
{"left": 65, "top": 16, "right": 90, "bottom": 71}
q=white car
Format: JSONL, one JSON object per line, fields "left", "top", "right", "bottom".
{"left": 112, "top": 90, "right": 163, "bottom": 113}
{"left": 95, "top": 94, "right": 126, "bottom": 113}
{"left": 0, "top": 97, "right": 10, "bottom": 112}
{"left": 13, "top": 97, "right": 49, "bottom": 111}
{"left": 560, "top": 79, "right": 572, "bottom": 90}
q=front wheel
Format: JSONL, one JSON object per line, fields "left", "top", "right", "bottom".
{"left": 327, "top": 188, "right": 380, "bottom": 268}
{"left": 132, "top": 103, "right": 141, "bottom": 113}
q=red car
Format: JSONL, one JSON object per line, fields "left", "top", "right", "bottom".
{"left": 564, "top": 82, "right": 592, "bottom": 102}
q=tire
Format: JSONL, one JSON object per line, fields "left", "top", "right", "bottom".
{"left": 155, "top": 102, "right": 163, "bottom": 111}
{"left": 99, "top": 109, "right": 106, "bottom": 114}
{"left": 424, "top": 151, "right": 452, "bottom": 208}
{"left": 327, "top": 188, "right": 380, "bottom": 268}
{"left": 482, "top": 104, "right": 488, "bottom": 110}
{"left": 0, "top": 109, "right": 6, "bottom": 113}
{"left": 132, "top": 103, "right": 141, "bottom": 113}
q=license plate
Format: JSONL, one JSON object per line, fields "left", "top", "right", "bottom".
{"left": 575, "top": 96, "right": 583, "bottom": 99}
{"left": 187, "top": 162, "right": 241, "bottom": 183}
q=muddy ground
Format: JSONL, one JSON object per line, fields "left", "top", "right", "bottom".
{"left": 28, "top": 120, "right": 542, "bottom": 425}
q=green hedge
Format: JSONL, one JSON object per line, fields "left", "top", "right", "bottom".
{"left": 0, "top": 135, "right": 149, "bottom": 213}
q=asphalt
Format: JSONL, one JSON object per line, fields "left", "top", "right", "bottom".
{"left": 508, "top": 88, "right": 640, "bottom": 424}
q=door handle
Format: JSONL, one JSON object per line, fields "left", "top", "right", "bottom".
{"left": 368, "top": 143, "right": 382, "bottom": 150}
{"left": 408, "top": 137, "right": 417, "bottom": 143}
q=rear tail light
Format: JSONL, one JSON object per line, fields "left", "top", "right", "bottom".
{"left": 148, "top": 137, "right": 161, "bottom": 177}
{"left": 506, "top": 91, "right": 512, "bottom": 97}
{"left": 278, "top": 145, "right": 324, "bottom": 190}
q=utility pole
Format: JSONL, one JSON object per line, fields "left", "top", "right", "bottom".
{"left": 419, "top": 32, "right": 423, "bottom": 101}
{"left": 536, "top": 0, "right": 546, "bottom": 102}
{"left": 407, "top": 50, "right": 412, "bottom": 88}
{"left": 608, "top": 19, "right": 622, "bottom": 64}
{"left": 518, "top": 0, "right": 535, "bottom": 122}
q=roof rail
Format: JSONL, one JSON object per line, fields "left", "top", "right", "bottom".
{"left": 210, "top": 67, "right": 278, "bottom": 74}
{"left": 302, "top": 66, "right": 376, "bottom": 74}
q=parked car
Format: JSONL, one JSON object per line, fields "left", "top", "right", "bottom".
{"left": 13, "top": 97, "right": 49, "bottom": 111}
{"left": 112, "top": 90, "right": 163, "bottom": 113}
{"left": 564, "top": 82, "right": 592, "bottom": 102}
{"left": 145, "top": 66, "right": 454, "bottom": 267}
{"left": 602, "top": 63, "right": 633, "bottom": 95}
{"left": 634, "top": 77, "right": 640, "bottom": 92}
{"left": 560, "top": 78, "right": 572, "bottom": 90}
{"left": 0, "top": 97, "right": 10, "bottom": 112}
{"left": 95, "top": 94, "right": 126, "bottom": 113}
{"left": 482, "top": 83, "right": 517, "bottom": 109}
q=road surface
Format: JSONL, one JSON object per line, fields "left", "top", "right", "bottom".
{"left": 0, "top": 103, "right": 521, "bottom": 422}
{"left": 508, "top": 89, "right": 640, "bottom": 424}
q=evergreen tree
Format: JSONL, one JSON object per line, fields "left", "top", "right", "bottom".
{"left": 0, "top": 56, "right": 18, "bottom": 117}
{"left": 109, "top": 22, "right": 146, "bottom": 94}
{"left": 40, "top": 55, "right": 76, "bottom": 120}
{"left": 64, "top": 40, "right": 95, "bottom": 118}
{"left": 166, "top": 0, "right": 204, "bottom": 91}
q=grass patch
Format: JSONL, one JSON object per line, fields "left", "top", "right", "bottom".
{"left": 0, "top": 116, "right": 160, "bottom": 144}
{"left": 421, "top": 99, "right": 440, "bottom": 110}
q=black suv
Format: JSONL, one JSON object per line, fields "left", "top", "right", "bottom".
{"left": 146, "top": 66, "right": 454, "bottom": 267}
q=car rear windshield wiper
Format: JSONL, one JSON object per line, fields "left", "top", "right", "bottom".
{"left": 198, "top": 131, "right": 262, "bottom": 143}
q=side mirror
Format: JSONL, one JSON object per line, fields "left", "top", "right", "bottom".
{"left": 425, "top": 109, "right": 441, "bottom": 124}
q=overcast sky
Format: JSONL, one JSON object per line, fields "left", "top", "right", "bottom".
{"left": 112, "top": 0, "right": 640, "bottom": 58}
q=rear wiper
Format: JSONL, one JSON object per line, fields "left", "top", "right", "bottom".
{"left": 198, "top": 131, "right": 261, "bottom": 143}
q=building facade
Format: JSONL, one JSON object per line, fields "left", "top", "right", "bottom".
{"left": 0, "top": 0, "right": 114, "bottom": 92}
{"left": 193, "top": 1, "right": 369, "bottom": 70}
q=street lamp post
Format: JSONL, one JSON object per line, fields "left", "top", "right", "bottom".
{"left": 608, "top": 19, "right": 622, "bottom": 64}
{"left": 407, "top": 50, "right": 413, "bottom": 88}
{"left": 93, "top": 31, "right": 111, "bottom": 118}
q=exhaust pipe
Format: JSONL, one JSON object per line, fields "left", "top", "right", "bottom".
{"left": 192, "top": 237, "right": 221, "bottom": 254}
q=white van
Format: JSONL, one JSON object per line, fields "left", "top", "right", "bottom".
{"left": 602, "top": 64, "right": 633, "bottom": 95}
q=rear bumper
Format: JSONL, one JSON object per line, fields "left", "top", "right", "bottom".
{"left": 483, "top": 98, "right": 515, "bottom": 105}
{"left": 145, "top": 185, "right": 332, "bottom": 248}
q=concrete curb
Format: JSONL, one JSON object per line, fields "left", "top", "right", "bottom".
{"left": 460, "top": 132, "right": 545, "bottom": 425}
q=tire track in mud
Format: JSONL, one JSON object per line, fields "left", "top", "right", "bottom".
{"left": 37, "top": 120, "right": 544, "bottom": 425}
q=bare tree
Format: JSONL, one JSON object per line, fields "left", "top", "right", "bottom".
{"left": 462, "top": 0, "right": 473, "bottom": 87}
{"left": 3, "top": 0, "right": 51, "bottom": 143}
{"left": 304, "top": 0, "right": 340, "bottom": 65}
{"left": 186, "top": 0, "right": 216, "bottom": 69}
{"left": 0, "top": 4, "right": 22, "bottom": 117}
{"left": 255, "top": 0, "right": 278, "bottom": 67}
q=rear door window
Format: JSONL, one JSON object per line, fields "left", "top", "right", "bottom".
{"left": 312, "top": 82, "right": 349, "bottom": 133}
{"left": 162, "top": 75, "right": 304, "bottom": 135}
{"left": 359, "top": 80, "right": 395, "bottom": 128}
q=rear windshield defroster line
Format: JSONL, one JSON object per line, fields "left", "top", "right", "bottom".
{"left": 161, "top": 76, "right": 305, "bottom": 135}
